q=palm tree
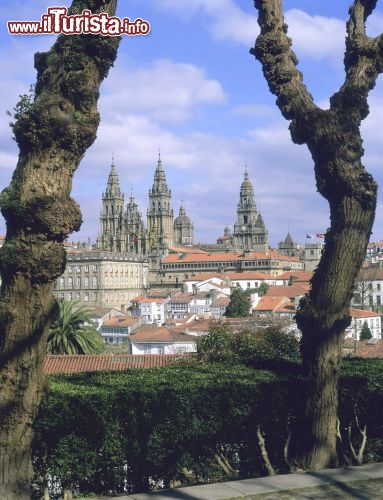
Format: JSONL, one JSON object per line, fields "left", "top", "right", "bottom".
{"left": 47, "top": 300, "right": 105, "bottom": 355}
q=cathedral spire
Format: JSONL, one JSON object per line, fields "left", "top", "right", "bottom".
{"left": 106, "top": 156, "right": 122, "bottom": 198}
{"left": 96, "top": 157, "right": 125, "bottom": 252}
{"left": 232, "top": 166, "right": 268, "bottom": 252}
{"left": 147, "top": 154, "right": 174, "bottom": 249}
{"left": 244, "top": 163, "right": 249, "bottom": 181}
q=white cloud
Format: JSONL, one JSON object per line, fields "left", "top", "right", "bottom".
{"left": 100, "top": 59, "right": 226, "bottom": 123}
{"left": 366, "top": 11, "right": 383, "bottom": 37}
{"left": 155, "top": 1, "right": 347, "bottom": 62}
{"left": 285, "top": 9, "right": 345, "bottom": 62}
{"left": 155, "top": 0, "right": 258, "bottom": 45}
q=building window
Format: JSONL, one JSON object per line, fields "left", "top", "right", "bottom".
{"left": 84, "top": 265, "right": 89, "bottom": 272}
{"left": 84, "top": 276, "right": 90, "bottom": 288}
{"left": 76, "top": 265, "right": 81, "bottom": 273}
{"left": 92, "top": 276, "right": 98, "bottom": 287}
{"left": 59, "top": 277, "right": 65, "bottom": 288}
{"left": 68, "top": 292, "right": 73, "bottom": 301}
{"left": 84, "top": 292, "right": 89, "bottom": 302}
{"left": 68, "top": 277, "right": 73, "bottom": 288}
{"left": 377, "top": 296, "right": 381, "bottom": 306}
{"left": 59, "top": 292, "right": 64, "bottom": 300}
{"left": 76, "top": 277, "right": 81, "bottom": 288}
{"left": 76, "top": 292, "right": 81, "bottom": 301}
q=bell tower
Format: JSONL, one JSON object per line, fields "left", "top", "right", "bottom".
{"left": 147, "top": 153, "right": 174, "bottom": 250}
{"left": 232, "top": 166, "right": 268, "bottom": 252}
{"left": 96, "top": 157, "right": 125, "bottom": 252}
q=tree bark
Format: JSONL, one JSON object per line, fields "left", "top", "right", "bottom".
{"left": 0, "top": 2, "right": 119, "bottom": 498}
{"left": 251, "top": 0, "right": 381, "bottom": 470}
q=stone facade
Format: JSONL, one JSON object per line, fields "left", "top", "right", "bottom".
{"left": 53, "top": 249, "right": 149, "bottom": 310}
{"left": 232, "top": 168, "right": 268, "bottom": 252}
{"left": 96, "top": 154, "right": 194, "bottom": 256}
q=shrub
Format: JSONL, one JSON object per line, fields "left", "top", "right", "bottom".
{"left": 360, "top": 321, "right": 373, "bottom": 340}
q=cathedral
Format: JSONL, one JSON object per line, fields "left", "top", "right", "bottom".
{"left": 96, "top": 154, "right": 194, "bottom": 254}
{"left": 231, "top": 167, "right": 268, "bottom": 253}
{"left": 96, "top": 155, "right": 268, "bottom": 255}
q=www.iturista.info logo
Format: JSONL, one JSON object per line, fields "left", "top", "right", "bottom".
{"left": 7, "top": 7, "right": 151, "bottom": 36}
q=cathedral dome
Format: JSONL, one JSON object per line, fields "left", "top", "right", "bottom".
{"left": 174, "top": 204, "right": 192, "bottom": 228}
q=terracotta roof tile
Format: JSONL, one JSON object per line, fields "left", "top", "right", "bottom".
{"left": 43, "top": 354, "right": 185, "bottom": 375}
{"left": 169, "top": 292, "right": 194, "bottom": 303}
{"left": 358, "top": 268, "right": 383, "bottom": 280}
{"left": 276, "top": 270, "right": 313, "bottom": 282}
{"left": 344, "top": 339, "right": 383, "bottom": 358}
{"left": 130, "top": 325, "right": 196, "bottom": 343}
{"left": 131, "top": 296, "right": 169, "bottom": 304}
{"left": 350, "top": 308, "right": 380, "bottom": 318}
{"left": 89, "top": 307, "right": 122, "bottom": 318}
{"left": 211, "top": 296, "right": 230, "bottom": 307}
{"left": 253, "top": 296, "right": 291, "bottom": 312}
{"left": 183, "top": 319, "right": 213, "bottom": 333}
{"left": 102, "top": 316, "right": 141, "bottom": 327}
{"left": 266, "top": 284, "right": 309, "bottom": 298}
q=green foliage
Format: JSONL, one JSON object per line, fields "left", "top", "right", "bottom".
{"left": 360, "top": 320, "right": 372, "bottom": 340}
{"left": 197, "top": 323, "right": 301, "bottom": 366}
{"left": 31, "top": 358, "right": 383, "bottom": 498}
{"left": 7, "top": 84, "right": 35, "bottom": 129}
{"left": 258, "top": 282, "right": 269, "bottom": 296}
{"left": 47, "top": 299, "right": 105, "bottom": 354}
{"left": 225, "top": 287, "right": 251, "bottom": 317}
{"left": 197, "top": 324, "right": 234, "bottom": 362}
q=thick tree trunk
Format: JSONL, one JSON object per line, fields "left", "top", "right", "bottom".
{"left": 251, "top": 0, "right": 380, "bottom": 470}
{"left": 294, "top": 194, "right": 375, "bottom": 469}
{"left": 0, "top": 1, "right": 119, "bottom": 498}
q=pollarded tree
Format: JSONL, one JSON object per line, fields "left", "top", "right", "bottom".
{"left": 251, "top": 0, "right": 381, "bottom": 470}
{"left": 48, "top": 300, "right": 105, "bottom": 355}
{"left": 0, "top": 1, "right": 120, "bottom": 498}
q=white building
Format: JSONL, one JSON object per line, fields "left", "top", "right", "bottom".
{"left": 352, "top": 268, "right": 383, "bottom": 311}
{"left": 345, "top": 308, "right": 381, "bottom": 341}
{"left": 183, "top": 270, "right": 312, "bottom": 294}
{"left": 130, "top": 296, "right": 170, "bottom": 325}
{"left": 129, "top": 325, "right": 197, "bottom": 355}
{"left": 100, "top": 315, "right": 144, "bottom": 344}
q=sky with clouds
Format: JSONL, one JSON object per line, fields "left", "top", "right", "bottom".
{"left": 1, "top": 0, "right": 383, "bottom": 247}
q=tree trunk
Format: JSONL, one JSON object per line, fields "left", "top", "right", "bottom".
{"left": 251, "top": 0, "right": 380, "bottom": 470}
{"left": 0, "top": 1, "right": 119, "bottom": 498}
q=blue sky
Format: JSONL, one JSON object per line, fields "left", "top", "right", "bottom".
{"left": 1, "top": 0, "right": 383, "bottom": 247}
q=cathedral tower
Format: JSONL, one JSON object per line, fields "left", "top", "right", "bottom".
{"left": 147, "top": 154, "right": 174, "bottom": 250}
{"left": 173, "top": 202, "right": 194, "bottom": 246}
{"left": 125, "top": 191, "right": 147, "bottom": 254}
{"left": 232, "top": 167, "right": 268, "bottom": 252}
{"left": 96, "top": 158, "right": 125, "bottom": 252}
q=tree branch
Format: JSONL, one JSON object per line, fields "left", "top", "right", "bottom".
{"left": 330, "top": 0, "right": 383, "bottom": 123}
{"left": 250, "top": 0, "right": 317, "bottom": 123}
{"left": 256, "top": 424, "right": 275, "bottom": 476}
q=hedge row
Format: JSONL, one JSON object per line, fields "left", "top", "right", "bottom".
{"left": 31, "top": 358, "right": 383, "bottom": 499}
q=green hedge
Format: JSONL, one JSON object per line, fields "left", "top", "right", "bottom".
{"left": 31, "top": 358, "right": 383, "bottom": 498}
